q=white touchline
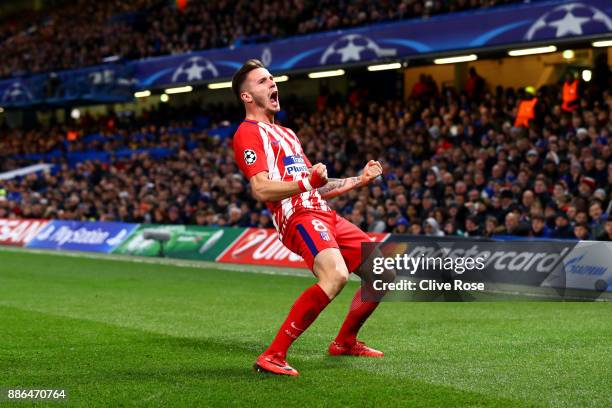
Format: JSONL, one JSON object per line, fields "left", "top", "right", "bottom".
{"left": 0, "top": 246, "right": 358, "bottom": 280}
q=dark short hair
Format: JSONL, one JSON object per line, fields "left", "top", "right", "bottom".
{"left": 574, "top": 222, "right": 590, "bottom": 231}
{"left": 232, "top": 59, "right": 265, "bottom": 102}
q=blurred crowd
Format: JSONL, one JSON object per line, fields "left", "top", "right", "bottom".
{"left": 0, "top": 0, "right": 155, "bottom": 78}
{"left": 0, "top": 0, "right": 519, "bottom": 78}
{"left": 1, "top": 68, "right": 611, "bottom": 241}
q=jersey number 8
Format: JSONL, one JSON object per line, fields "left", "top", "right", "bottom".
{"left": 311, "top": 219, "right": 328, "bottom": 232}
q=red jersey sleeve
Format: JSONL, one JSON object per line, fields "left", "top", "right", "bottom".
{"left": 233, "top": 123, "right": 268, "bottom": 179}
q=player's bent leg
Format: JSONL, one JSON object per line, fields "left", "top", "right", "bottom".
{"left": 331, "top": 217, "right": 391, "bottom": 357}
{"left": 254, "top": 215, "right": 342, "bottom": 376}
{"left": 254, "top": 212, "right": 350, "bottom": 375}
{"left": 254, "top": 280, "right": 331, "bottom": 376}
{"left": 330, "top": 249, "right": 394, "bottom": 357}
{"left": 353, "top": 247, "right": 398, "bottom": 299}
{"left": 313, "top": 247, "right": 350, "bottom": 300}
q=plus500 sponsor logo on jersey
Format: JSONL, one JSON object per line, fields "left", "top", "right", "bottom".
{"left": 283, "top": 155, "right": 308, "bottom": 175}
{"left": 26, "top": 221, "right": 138, "bottom": 253}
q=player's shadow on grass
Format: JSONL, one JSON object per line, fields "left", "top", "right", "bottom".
{"left": 85, "top": 335, "right": 270, "bottom": 382}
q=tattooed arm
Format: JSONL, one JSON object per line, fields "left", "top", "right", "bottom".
{"left": 316, "top": 160, "right": 383, "bottom": 199}
{"left": 317, "top": 177, "right": 363, "bottom": 199}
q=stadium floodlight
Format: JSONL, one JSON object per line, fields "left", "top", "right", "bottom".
{"left": 307, "top": 69, "right": 345, "bottom": 79}
{"left": 582, "top": 69, "right": 592, "bottom": 82}
{"left": 433, "top": 54, "right": 477, "bottom": 64}
{"left": 207, "top": 81, "right": 233, "bottom": 89}
{"left": 562, "top": 50, "right": 575, "bottom": 60}
{"left": 508, "top": 45, "right": 556, "bottom": 56}
{"left": 160, "top": 93, "right": 169, "bottom": 102}
{"left": 274, "top": 75, "right": 289, "bottom": 83}
{"left": 367, "top": 62, "right": 402, "bottom": 71}
{"left": 164, "top": 85, "right": 193, "bottom": 94}
{"left": 134, "top": 90, "right": 151, "bottom": 98}
{"left": 102, "top": 55, "right": 120, "bottom": 63}
{"left": 592, "top": 39, "right": 612, "bottom": 48}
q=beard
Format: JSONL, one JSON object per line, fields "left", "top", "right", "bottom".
{"left": 253, "top": 93, "right": 280, "bottom": 114}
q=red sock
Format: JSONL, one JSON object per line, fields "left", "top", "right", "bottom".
{"left": 266, "top": 284, "right": 330, "bottom": 358}
{"left": 334, "top": 286, "right": 380, "bottom": 346}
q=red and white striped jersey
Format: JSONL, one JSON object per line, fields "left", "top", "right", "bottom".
{"left": 232, "top": 119, "right": 331, "bottom": 238}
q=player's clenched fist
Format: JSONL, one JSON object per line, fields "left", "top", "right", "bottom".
{"left": 360, "top": 160, "right": 383, "bottom": 184}
{"left": 298, "top": 163, "right": 328, "bottom": 192}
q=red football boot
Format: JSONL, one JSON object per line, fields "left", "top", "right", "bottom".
{"left": 328, "top": 340, "right": 384, "bottom": 357}
{"left": 253, "top": 352, "right": 299, "bottom": 376}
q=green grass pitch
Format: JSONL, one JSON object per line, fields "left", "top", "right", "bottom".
{"left": 1, "top": 249, "right": 611, "bottom": 407}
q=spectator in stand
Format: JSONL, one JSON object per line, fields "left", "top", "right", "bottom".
{"left": 514, "top": 86, "right": 539, "bottom": 128}
{"left": 530, "top": 214, "right": 551, "bottom": 238}
{"left": 366, "top": 209, "right": 386, "bottom": 233}
{"left": 410, "top": 74, "right": 429, "bottom": 100}
{"left": 424, "top": 217, "right": 444, "bottom": 236}
{"left": 573, "top": 223, "right": 590, "bottom": 240}
{"left": 484, "top": 216, "right": 499, "bottom": 237}
{"left": 561, "top": 73, "right": 580, "bottom": 113}
{"left": 597, "top": 219, "right": 612, "bottom": 241}
{"left": 463, "top": 215, "right": 483, "bottom": 237}
{"left": 410, "top": 219, "right": 423, "bottom": 235}
{"left": 394, "top": 217, "right": 409, "bottom": 233}
{"left": 551, "top": 212, "right": 574, "bottom": 239}
{"left": 503, "top": 211, "right": 530, "bottom": 236}
{"left": 465, "top": 67, "right": 485, "bottom": 101}
{"left": 588, "top": 200, "right": 607, "bottom": 238}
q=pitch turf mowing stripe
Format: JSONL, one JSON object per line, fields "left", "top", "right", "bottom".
{"left": 1, "top": 306, "right": 533, "bottom": 408}
{"left": 1, "top": 251, "right": 611, "bottom": 407}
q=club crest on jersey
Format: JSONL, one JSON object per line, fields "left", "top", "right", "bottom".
{"left": 244, "top": 149, "right": 257, "bottom": 165}
{"left": 283, "top": 155, "right": 308, "bottom": 175}
{"left": 320, "top": 231, "right": 331, "bottom": 241}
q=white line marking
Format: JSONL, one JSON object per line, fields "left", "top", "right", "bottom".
{"left": 0, "top": 246, "right": 314, "bottom": 278}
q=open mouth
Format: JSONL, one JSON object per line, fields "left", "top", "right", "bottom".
{"left": 270, "top": 90, "right": 279, "bottom": 105}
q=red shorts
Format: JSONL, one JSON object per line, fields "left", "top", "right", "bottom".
{"left": 282, "top": 209, "right": 371, "bottom": 273}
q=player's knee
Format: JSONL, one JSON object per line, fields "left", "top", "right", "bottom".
{"left": 330, "top": 266, "right": 349, "bottom": 288}
{"left": 324, "top": 268, "right": 349, "bottom": 298}
{"left": 315, "top": 257, "right": 349, "bottom": 298}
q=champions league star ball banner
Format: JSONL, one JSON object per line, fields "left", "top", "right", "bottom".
{"left": 0, "top": 1, "right": 609, "bottom": 105}
{"left": 0, "top": 64, "right": 134, "bottom": 107}
{"left": 131, "top": 0, "right": 612, "bottom": 88}
{"left": 358, "top": 238, "right": 612, "bottom": 302}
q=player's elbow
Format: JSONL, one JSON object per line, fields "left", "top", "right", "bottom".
{"left": 250, "top": 185, "right": 264, "bottom": 202}
{"left": 252, "top": 188, "right": 267, "bottom": 202}
{"left": 250, "top": 179, "right": 268, "bottom": 202}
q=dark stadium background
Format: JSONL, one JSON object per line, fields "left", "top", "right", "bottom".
{"left": 0, "top": 0, "right": 609, "bottom": 242}
{"left": 0, "top": 1, "right": 611, "bottom": 406}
